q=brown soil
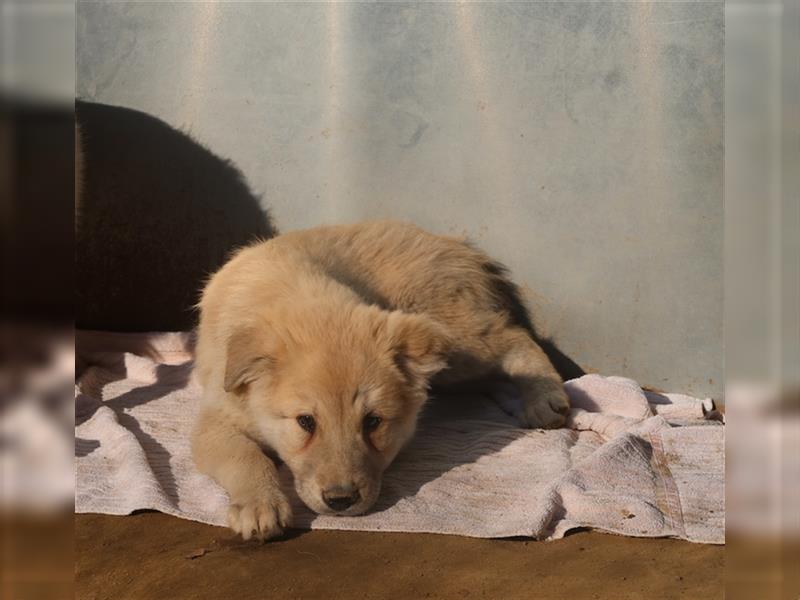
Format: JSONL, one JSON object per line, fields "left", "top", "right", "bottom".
{"left": 75, "top": 513, "right": 723, "bottom": 599}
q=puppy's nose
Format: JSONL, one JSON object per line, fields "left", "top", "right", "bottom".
{"left": 322, "top": 486, "right": 361, "bottom": 512}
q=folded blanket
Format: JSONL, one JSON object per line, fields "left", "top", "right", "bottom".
{"left": 75, "top": 331, "right": 724, "bottom": 544}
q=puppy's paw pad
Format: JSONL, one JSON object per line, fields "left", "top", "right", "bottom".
{"left": 228, "top": 493, "right": 292, "bottom": 541}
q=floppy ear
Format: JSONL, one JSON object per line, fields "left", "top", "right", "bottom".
{"left": 385, "top": 311, "right": 452, "bottom": 386}
{"left": 223, "top": 327, "right": 281, "bottom": 393}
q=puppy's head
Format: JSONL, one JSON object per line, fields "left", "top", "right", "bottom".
{"left": 223, "top": 305, "right": 450, "bottom": 515}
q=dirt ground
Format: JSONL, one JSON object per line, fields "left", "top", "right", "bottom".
{"left": 75, "top": 513, "right": 723, "bottom": 599}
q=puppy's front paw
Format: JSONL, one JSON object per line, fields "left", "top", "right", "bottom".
{"left": 521, "top": 388, "right": 570, "bottom": 429}
{"left": 228, "top": 490, "right": 292, "bottom": 541}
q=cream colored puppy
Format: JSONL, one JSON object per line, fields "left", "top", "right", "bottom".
{"left": 192, "top": 221, "right": 569, "bottom": 540}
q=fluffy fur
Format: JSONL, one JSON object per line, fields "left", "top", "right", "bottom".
{"left": 192, "top": 221, "right": 569, "bottom": 540}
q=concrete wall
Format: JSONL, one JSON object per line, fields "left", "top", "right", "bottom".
{"left": 77, "top": 2, "right": 723, "bottom": 397}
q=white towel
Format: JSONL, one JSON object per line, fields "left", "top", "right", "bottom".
{"left": 75, "top": 331, "right": 724, "bottom": 544}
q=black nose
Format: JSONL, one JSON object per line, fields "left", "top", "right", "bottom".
{"left": 322, "top": 487, "right": 361, "bottom": 512}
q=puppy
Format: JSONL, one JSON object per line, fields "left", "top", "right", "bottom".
{"left": 191, "top": 221, "right": 569, "bottom": 540}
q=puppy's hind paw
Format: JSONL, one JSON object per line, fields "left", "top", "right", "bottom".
{"left": 228, "top": 492, "right": 292, "bottom": 541}
{"left": 521, "top": 388, "right": 571, "bottom": 430}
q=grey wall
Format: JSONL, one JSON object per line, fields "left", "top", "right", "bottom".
{"left": 77, "top": 1, "right": 723, "bottom": 397}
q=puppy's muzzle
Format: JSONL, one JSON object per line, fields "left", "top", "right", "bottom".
{"left": 322, "top": 485, "right": 361, "bottom": 512}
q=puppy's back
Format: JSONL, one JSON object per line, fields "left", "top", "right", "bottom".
{"left": 276, "top": 221, "right": 502, "bottom": 315}
{"left": 196, "top": 220, "right": 533, "bottom": 387}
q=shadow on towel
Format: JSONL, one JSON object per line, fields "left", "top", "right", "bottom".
{"left": 76, "top": 358, "right": 194, "bottom": 502}
{"left": 364, "top": 389, "right": 529, "bottom": 513}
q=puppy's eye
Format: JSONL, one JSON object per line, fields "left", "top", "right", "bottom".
{"left": 297, "top": 415, "right": 316, "bottom": 434}
{"left": 363, "top": 414, "right": 382, "bottom": 433}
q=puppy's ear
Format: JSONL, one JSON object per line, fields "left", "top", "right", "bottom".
{"left": 223, "top": 327, "right": 281, "bottom": 393}
{"left": 385, "top": 311, "right": 452, "bottom": 386}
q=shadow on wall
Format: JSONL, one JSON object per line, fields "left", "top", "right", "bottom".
{"left": 75, "top": 100, "right": 276, "bottom": 332}
{"left": 73, "top": 101, "right": 583, "bottom": 379}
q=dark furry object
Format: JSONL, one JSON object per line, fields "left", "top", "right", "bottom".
{"left": 75, "top": 101, "right": 276, "bottom": 331}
